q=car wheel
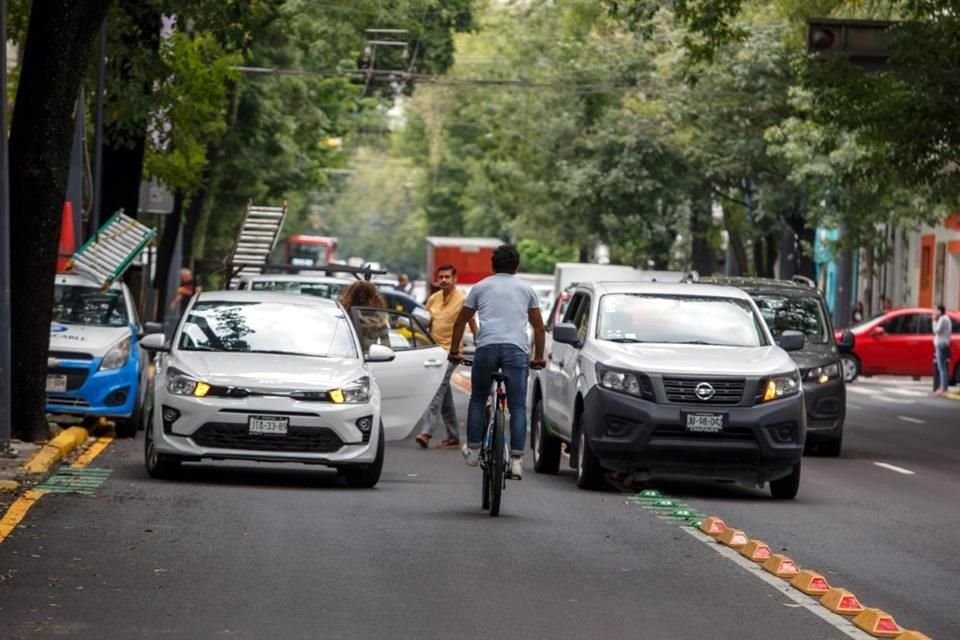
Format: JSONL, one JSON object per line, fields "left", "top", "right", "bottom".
{"left": 574, "top": 414, "right": 604, "bottom": 491}
{"left": 114, "top": 398, "right": 141, "bottom": 439}
{"left": 840, "top": 354, "right": 860, "bottom": 383}
{"left": 532, "top": 395, "right": 561, "bottom": 474}
{"left": 342, "top": 422, "right": 384, "bottom": 488}
{"left": 144, "top": 412, "right": 181, "bottom": 479}
{"left": 769, "top": 462, "right": 801, "bottom": 500}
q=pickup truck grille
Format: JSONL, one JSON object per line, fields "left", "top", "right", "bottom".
{"left": 662, "top": 377, "right": 745, "bottom": 405}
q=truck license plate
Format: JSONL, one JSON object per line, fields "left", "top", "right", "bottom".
{"left": 248, "top": 415, "right": 289, "bottom": 435}
{"left": 46, "top": 375, "right": 68, "bottom": 392}
{"left": 685, "top": 413, "right": 724, "bottom": 433}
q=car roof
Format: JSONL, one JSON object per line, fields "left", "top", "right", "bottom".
{"left": 196, "top": 290, "right": 341, "bottom": 307}
{"left": 698, "top": 275, "right": 819, "bottom": 295}
{"left": 585, "top": 281, "right": 754, "bottom": 301}
{"left": 55, "top": 272, "right": 124, "bottom": 291}
{"left": 240, "top": 274, "right": 350, "bottom": 284}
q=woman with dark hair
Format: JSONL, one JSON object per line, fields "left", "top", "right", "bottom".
{"left": 340, "top": 281, "right": 389, "bottom": 351}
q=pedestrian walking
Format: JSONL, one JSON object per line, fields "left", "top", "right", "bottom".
{"left": 170, "top": 268, "right": 201, "bottom": 317}
{"left": 852, "top": 301, "right": 865, "bottom": 324}
{"left": 933, "top": 304, "right": 952, "bottom": 396}
{"left": 396, "top": 273, "right": 414, "bottom": 295}
{"left": 415, "top": 264, "right": 477, "bottom": 449}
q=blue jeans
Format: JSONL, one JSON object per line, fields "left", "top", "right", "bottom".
{"left": 935, "top": 344, "right": 951, "bottom": 391}
{"left": 467, "top": 344, "right": 529, "bottom": 456}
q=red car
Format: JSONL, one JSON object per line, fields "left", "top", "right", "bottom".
{"left": 837, "top": 307, "right": 960, "bottom": 382}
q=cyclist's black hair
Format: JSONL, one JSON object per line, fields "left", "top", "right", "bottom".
{"left": 437, "top": 263, "right": 457, "bottom": 276}
{"left": 491, "top": 244, "right": 520, "bottom": 274}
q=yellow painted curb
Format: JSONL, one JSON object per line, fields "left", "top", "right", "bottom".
{"left": 22, "top": 426, "right": 89, "bottom": 474}
{"left": 0, "top": 479, "right": 20, "bottom": 492}
{"left": 945, "top": 391, "right": 960, "bottom": 400}
{"left": 0, "top": 489, "right": 46, "bottom": 543}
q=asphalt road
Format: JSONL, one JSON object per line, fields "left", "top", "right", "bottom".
{"left": 0, "top": 373, "right": 954, "bottom": 639}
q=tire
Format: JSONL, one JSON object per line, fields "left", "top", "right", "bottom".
{"left": 144, "top": 412, "right": 181, "bottom": 479}
{"left": 840, "top": 354, "right": 860, "bottom": 383}
{"left": 342, "top": 422, "right": 385, "bottom": 488}
{"left": 574, "top": 414, "right": 604, "bottom": 491}
{"left": 770, "top": 462, "right": 801, "bottom": 500}
{"left": 488, "top": 407, "right": 505, "bottom": 516}
{"left": 531, "top": 395, "right": 561, "bottom": 474}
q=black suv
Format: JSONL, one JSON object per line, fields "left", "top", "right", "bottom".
{"left": 700, "top": 276, "right": 846, "bottom": 456}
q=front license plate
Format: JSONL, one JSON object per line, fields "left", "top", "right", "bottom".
{"left": 46, "top": 375, "right": 68, "bottom": 392}
{"left": 248, "top": 415, "right": 289, "bottom": 435}
{"left": 685, "top": 413, "right": 724, "bottom": 433}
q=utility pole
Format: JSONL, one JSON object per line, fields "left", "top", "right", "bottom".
{"left": 90, "top": 20, "right": 106, "bottom": 237}
{"left": 0, "top": 0, "right": 12, "bottom": 453}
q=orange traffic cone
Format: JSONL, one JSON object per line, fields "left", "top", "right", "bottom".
{"left": 57, "top": 201, "right": 76, "bottom": 272}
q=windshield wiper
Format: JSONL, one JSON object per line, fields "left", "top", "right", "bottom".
{"left": 245, "top": 350, "right": 331, "bottom": 358}
{"left": 180, "top": 345, "right": 219, "bottom": 352}
{"left": 603, "top": 338, "right": 645, "bottom": 343}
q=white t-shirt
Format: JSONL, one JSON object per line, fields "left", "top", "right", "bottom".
{"left": 465, "top": 274, "right": 539, "bottom": 351}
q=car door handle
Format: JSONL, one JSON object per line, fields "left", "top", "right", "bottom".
{"left": 423, "top": 359, "right": 445, "bottom": 368}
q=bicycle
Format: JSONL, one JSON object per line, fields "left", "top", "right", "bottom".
{"left": 461, "top": 355, "right": 511, "bottom": 517}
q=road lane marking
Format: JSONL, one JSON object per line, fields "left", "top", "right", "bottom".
{"left": 879, "top": 397, "right": 914, "bottom": 405}
{"left": 681, "top": 527, "right": 875, "bottom": 639}
{"left": 846, "top": 403, "right": 863, "bottom": 410}
{"left": 847, "top": 387, "right": 879, "bottom": 396}
{"left": 889, "top": 389, "right": 928, "bottom": 397}
{"left": 896, "top": 416, "right": 925, "bottom": 425}
{"left": 0, "top": 490, "right": 46, "bottom": 543}
{"left": 71, "top": 437, "right": 114, "bottom": 468}
{"left": 873, "top": 462, "right": 916, "bottom": 475}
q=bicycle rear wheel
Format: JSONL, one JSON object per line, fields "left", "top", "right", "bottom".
{"left": 488, "top": 405, "right": 506, "bottom": 516}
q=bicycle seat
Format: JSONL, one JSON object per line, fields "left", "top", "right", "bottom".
{"left": 491, "top": 371, "right": 507, "bottom": 383}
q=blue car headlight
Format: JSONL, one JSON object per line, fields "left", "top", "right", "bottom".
{"left": 99, "top": 338, "right": 131, "bottom": 371}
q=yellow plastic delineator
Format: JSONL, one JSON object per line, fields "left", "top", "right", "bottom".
{"left": 699, "top": 516, "right": 727, "bottom": 538}
{"left": 738, "top": 539, "right": 773, "bottom": 563}
{"left": 717, "top": 528, "right": 749, "bottom": 548}
{"left": 761, "top": 554, "right": 800, "bottom": 579}
{"left": 820, "top": 588, "right": 865, "bottom": 616}
{"left": 790, "top": 570, "right": 831, "bottom": 596}
{"left": 894, "top": 631, "right": 932, "bottom": 640}
{"left": 853, "top": 608, "right": 903, "bottom": 637}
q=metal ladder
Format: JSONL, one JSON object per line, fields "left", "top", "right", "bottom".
{"left": 67, "top": 212, "right": 156, "bottom": 289}
{"left": 228, "top": 201, "right": 287, "bottom": 282}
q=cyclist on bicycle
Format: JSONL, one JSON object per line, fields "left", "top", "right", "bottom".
{"left": 448, "top": 244, "right": 546, "bottom": 479}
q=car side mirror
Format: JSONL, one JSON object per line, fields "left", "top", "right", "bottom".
{"left": 140, "top": 321, "right": 163, "bottom": 338}
{"left": 869, "top": 326, "right": 885, "bottom": 338}
{"left": 553, "top": 322, "right": 580, "bottom": 346}
{"left": 365, "top": 344, "right": 396, "bottom": 363}
{"left": 140, "top": 333, "right": 169, "bottom": 352}
{"left": 777, "top": 330, "right": 805, "bottom": 352}
{"left": 836, "top": 329, "right": 855, "bottom": 352}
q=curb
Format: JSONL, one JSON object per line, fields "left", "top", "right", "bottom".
{"left": 945, "top": 391, "right": 960, "bottom": 401}
{"left": 22, "top": 426, "right": 90, "bottom": 474}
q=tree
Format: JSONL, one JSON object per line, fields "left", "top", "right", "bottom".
{"left": 9, "top": 0, "right": 115, "bottom": 441}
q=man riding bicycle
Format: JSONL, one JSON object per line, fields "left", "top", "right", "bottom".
{"left": 448, "top": 244, "right": 547, "bottom": 480}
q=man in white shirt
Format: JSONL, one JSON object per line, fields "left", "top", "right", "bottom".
{"left": 933, "top": 305, "right": 952, "bottom": 395}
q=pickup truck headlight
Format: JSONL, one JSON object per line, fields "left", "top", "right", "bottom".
{"left": 328, "top": 376, "right": 371, "bottom": 404}
{"left": 99, "top": 338, "right": 131, "bottom": 371}
{"left": 760, "top": 371, "right": 801, "bottom": 402}
{"left": 805, "top": 363, "right": 841, "bottom": 384}
{"left": 596, "top": 365, "right": 650, "bottom": 399}
{"left": 166, "top": 368, "right": 211, "bottom": 397}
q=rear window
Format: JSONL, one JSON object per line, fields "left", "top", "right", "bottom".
{"left": 249, "top": 280, "right": 346, "bottom": 299}
{"left": 752, "top": 294, "right": 829, "bottom": 344}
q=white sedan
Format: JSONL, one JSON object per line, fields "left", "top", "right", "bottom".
{"left": 140, "top": 291, "right": 446, "bottom": 487}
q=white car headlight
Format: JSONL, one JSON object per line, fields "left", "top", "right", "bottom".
{"left": 805, "top": 363, "right": 841, "bottom": 384}
{"left": 596, "top": 364, "right": 649, "bottom": 399}
{"left": 166, "top": 368, "right": 211, "bottom": 397}
{"left": 760, "top": 371, "right": 802, "bottom": 402}
{"left": 99, "top": 338, "right": 131, "bottom": 371}
{"left": 328, "top": 376, "right": 371, "bottom": 404}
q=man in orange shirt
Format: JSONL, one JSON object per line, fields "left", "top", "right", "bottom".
{"left": 415, "top": 264, "right": 476, "bottom": 449}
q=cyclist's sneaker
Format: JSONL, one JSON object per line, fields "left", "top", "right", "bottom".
{"left": 510, "top": 457, "right": 523, "bottom": 480}
{"left": 462, "top": 446, "right": 480, "bottom": 467}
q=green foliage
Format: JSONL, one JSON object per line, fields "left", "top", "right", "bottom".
{"left": 517, "top": 240, "right": 577, "bottom": 274}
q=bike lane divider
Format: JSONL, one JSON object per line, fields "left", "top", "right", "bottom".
{"left": 620, "top": 488, "right": 930, "bottom": 640}
{"left": 0, "top": 428, "right": 114, "bottom": 544}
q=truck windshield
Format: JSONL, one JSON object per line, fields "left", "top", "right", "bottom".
{"left": 752, "top": 294, "right": 828, "bottom": 344}
{"left": 52, "top": 285, "right": 129, "bottom": 327}
{"left": 289, "top": 244, "right": 329, "bottom": 267}
{"left": 597, "top": 294, "right": 768, "bottom": 347}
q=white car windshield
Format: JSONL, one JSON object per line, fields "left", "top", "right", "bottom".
{"left": 52, "top": 284, "right": 129, "bottom": 327}
{"left": 178, "top": 301, "right": 357, "bottom": 358}
{"left": 597, "top": 294, "right": 769, "bottom": 347}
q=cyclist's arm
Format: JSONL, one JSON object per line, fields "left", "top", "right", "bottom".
{"left": 528, "top": 307, "right": 546, "bottom": 367}
{"left": 448, "top": 306, "right": 476, "bottom": 359}
{"left": 468, "top": 316, "right": 478, "bottom": 336}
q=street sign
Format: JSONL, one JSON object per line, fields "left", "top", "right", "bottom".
{"left": 138, "top": 179, "right": 174, "bottom": 215}
{"left": 807, "top": 18, "right": 895, "bottom": 70}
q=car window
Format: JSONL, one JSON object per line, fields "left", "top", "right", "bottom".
{"left": 178, "top": 300, "right": 357, "bottom": 358}
{"left": 916, "top": 314, "right": 933, "bottom": 334}
{"left": 250, "top": 280, "right": 345, "bottom": 299}
{"left": 575, "top": 295, "right": 592, "bottom": 343}
{"left": 882, "top": 315, "right": 907, "bottom": 334}
{"left": 752, "top": 294, "right": 828, "bottom": 344}
{"left": 952, "top": 318, "right": 960, "bottom": 333}
{"left": 562, "top": 293, "right": 585, "bottom": 324}
{"left": 597, "top": 294, "right": 769, "bottom": 347}
{"left": 887, "top": 313, "right": 923, "bottom": 334}
{"left": 52, "top": 284, "right": 129, "bottom": 327}
{"left": 349, "top": 308, "right": 434, "bottom": 352}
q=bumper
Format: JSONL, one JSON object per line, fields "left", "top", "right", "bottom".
{"left": 46, "top": 356, "right": 139, "bottom": 418}
{"left": 582, "top": 387, "right": 805, "bottom": 484}
{"left": 802, "top": 377, "right": 845, "bottom": 440}
{"left": 151, "top": 393, "right": 381, "bottom": 467}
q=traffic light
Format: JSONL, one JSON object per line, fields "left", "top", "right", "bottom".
{"left": 807, "top": 18, "right": 894, "bottom": 71}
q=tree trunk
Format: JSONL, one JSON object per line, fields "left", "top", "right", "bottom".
{"left": 153, "top": 191, "right": 184, "bottom": 320}
{"left": 9, "top": 0, "right": 115, "bottom": 442}
{"left": 761, "top": 230, "right": 777, "bottom": 278}
{"left": 722, "top": 207, "right": 748, "bottom": 276}
{"left": 689, "top": 188, "right": 717, "bottom": 276}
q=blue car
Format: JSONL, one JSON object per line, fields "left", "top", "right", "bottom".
{"left": 46, "top": 273, "right": 152, "bottom": 437}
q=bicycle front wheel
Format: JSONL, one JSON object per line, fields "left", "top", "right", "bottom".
{"left": 488, "top": 405, "right": 506, "bottom": 517}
